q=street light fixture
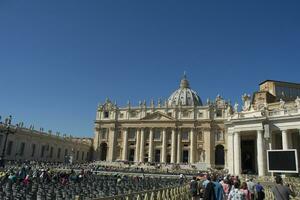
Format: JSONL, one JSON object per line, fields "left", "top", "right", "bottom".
{"left": 0, "top": 115, "right": 18, "bottom": 168}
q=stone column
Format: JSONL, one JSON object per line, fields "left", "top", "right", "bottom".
{"left": 257, "top": 130, "right": 265, "bottom": 176}
{"left": 161, "top": 128, "right": 167, "bottom": 163}
{"left": 233, "top": 132, "right": 241, "bottom": 175}
{"left": 203, "top": 129, "right": 214, "bottom": 167}
{"left": 122, "top": 128, "right": 128, "bottom": 161}
{"left": 282, "top": 130, "right": 289, "bottom": 150}
{"left": 190, "top": 128, "right": 196, "bottom": 163}
{"left": 135, "top": 129, "right": 141, "bottom": 162}
{"left": 107, "top": 127, "right": 117, "bottom": 162}
{"left": 177, "top": 129, "right": 182, "bottom": 163}
{"left": 288, "top": 131, "right": 293, "bottom": 149}
{"left": 227, "top": 132, "right": 234, "bottom": 174}
{"left": 139, "top": 128, "right": 145, "bottom": 162}
{"left": 148, "top": 128, "right": 154, "bottom": 162}
{"left": 171, "top": 128, "right": 177, "bottom": 163}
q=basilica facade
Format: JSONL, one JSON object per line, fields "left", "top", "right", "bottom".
{"left": 94, "top": 77, "right": 300, "bottom": 175}
{"left": 93, "top": 75, "right": 231, "bottom": 169}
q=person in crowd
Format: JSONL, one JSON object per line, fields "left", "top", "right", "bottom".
{"left": 203, "top": 176, "right": 216, "bottom": 200}
{"left": 246, "top": 178, "right": 255, "bottom": 200}
{"left": 179, "top": 173, "right": 185, "bottom": 185}
{"left": 271, "top": 176, "right": 295, "bottom": 200}
{"left": 212, "top": 175, "right": 224, "bottom": 200}
{"left": 203, "top": 174, "right": 210, "bottom": 188}
{"left": 240, "top": 182, "right": 251, "bottom": 200}
{"left": 255, "top": 182, "right": 265, "bottom": 200}
{"left": 190, "top": 176, "right": 199, "bottom": 200}
{"left": 221, "top": 178, "right": 230, "bottom": 200}
{"left": 228, "top": 182, "right": 245, "bottom": 200}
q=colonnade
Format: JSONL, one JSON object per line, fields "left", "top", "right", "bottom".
{"left": 229, "top": 129, "right": 298, "bottom": 176}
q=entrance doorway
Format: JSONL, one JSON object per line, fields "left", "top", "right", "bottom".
{"left": 155, "top": 149, "right": 161, "bottom": 163}
{"left": 166, "top": 154, "right": 171, "bottom": 163}
{"left": 129, "top": 149, "right": 135, "bottom": 161}
{"left": 215, "top": 145, "right": 225, "bottom": 167}
{"left": 144, "top": 154, "right": 148, "bottom": 163}
{"left": 241, "top": 140, "right": 256, "bottom": 174}
{"left": 183, "top": 150, "right": 189, "bottom": 163}
{"left": 100, "top": 143, "right": 107, "bottom": 161}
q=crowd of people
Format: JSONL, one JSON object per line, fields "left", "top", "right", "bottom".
{"left": 0, "top": 162, "right": 184, "bottom": 199}
{"left": 189, "top": 173, "right": 296, "bottom": 200}
{"left": 0, "top": 161, "right": 298, "bottom": 200}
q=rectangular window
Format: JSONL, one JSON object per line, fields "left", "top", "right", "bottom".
{"left": 128, "top": 129, "right": 135, "bottom": 139}
{"left": 216, "top": 110, "right": 222, "bottom": 117}
{"left": 49, "top": 147, "right": 53, "bottom": 158}
{"left": 6, "top": 141, "right": 13, "bottom": 156}
{"left": 182, "top": 132, "right": 189, "bottom": 140}
{"left": 119, "top": 113, "right": 124, "bottom": 118}
{"left": 104, "top": 111, "right": 109, "bottom": 118}
{"left": 19, "top": 142, "right": 25, "bottom": 156}
{"left": 154, "top": 129, "right": 161, "bottom": 140}
{"left": 57, "top": 148, "right": 61, "bottom": 159}
{"left": 81, "top": 151, "right": 84, "bottom": 160}
{"left": 31, "top": 144, "right": 36, "bottom": 157}
{"left": 101, "top": 128, "right": 107, "bottom": 139}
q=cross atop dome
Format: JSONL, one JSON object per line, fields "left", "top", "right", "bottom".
{"left": 180, "top": 71, "right": 190, "bottom": 89}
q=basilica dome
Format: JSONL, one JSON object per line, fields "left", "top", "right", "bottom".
{"left": 167, "top": 75, "right": 202, "bottom": 106}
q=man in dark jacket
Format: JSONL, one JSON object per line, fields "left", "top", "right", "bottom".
{"left": 203, "top": 176, "right": 216, "bottom": 200}
{"left": 190, "top": 176, "right": 198, "bottom": 200}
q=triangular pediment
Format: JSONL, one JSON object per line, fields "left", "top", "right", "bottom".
{"left": 141, "top": 111, "right": 175, "bottom": 121}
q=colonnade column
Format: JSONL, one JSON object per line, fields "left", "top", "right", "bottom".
{"left": 282, "top": 130, "right": 289, "bottom": 150}
{"left": 148, "top": 128, "right": 154, "bottom": 162}
{"left": 135, "top": 129, "right": 141, "bottom": 162}
{"left": 107, "top": 127, "right": 117, "bottom": 161}
{"left": 171, "top": 128, "right": 177, "bottom": 163}
{"left": 227, "top": 132, "right": 234, "bottom": 174}
{"left": 190, "top": 128, "right": 196, "bottom": 164}
{"left": 139, "top": 128, "right": 145, "bottom": 162}
{"left": 161, "top": 128, "right": 167, "bottom": 163}
{"left": 257, "top": 130, "right": 265, "bottom": 176}
{"left": 177, "top": 129, "right": 182, "bottom": 163}
{"left": 122, "top": 128, "right": 128, "bottom": 161}
{"left": 233, "top": 132, "right": 241, "bottom": 175}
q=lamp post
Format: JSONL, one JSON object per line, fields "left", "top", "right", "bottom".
{"left": 0, "top": 115, "right": 17, "bottom": 168}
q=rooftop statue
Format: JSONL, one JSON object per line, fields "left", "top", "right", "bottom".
{"left": 234, "top": 102, "right": 239, "bottom": 113}
{"left": 279, "top": 99, "right": 285, "bottom": 109}
{"left": 242, "top": 93, "right": 251, "bottom": 111}
{"left": 295, "top": 96, "right": 300, "bottom": 108}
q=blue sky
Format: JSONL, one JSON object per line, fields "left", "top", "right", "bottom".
{"left": 0, "top": 1, "right": 299, "bottom": 137}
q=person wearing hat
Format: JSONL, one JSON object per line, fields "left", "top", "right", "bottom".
{"left": 271, "top": 176, "right": 295, "bottom": 200}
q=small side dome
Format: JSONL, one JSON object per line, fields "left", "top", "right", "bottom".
{"left": 168, "top": 74, "right": 202, "bottom": 106}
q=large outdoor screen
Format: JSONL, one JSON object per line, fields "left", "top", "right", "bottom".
{"left": 267, "top": 149, "right": 298, "bottom": 173}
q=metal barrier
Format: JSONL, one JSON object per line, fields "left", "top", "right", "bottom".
{"left": 75, "top": 184, "right": 191, "bottom": 200}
